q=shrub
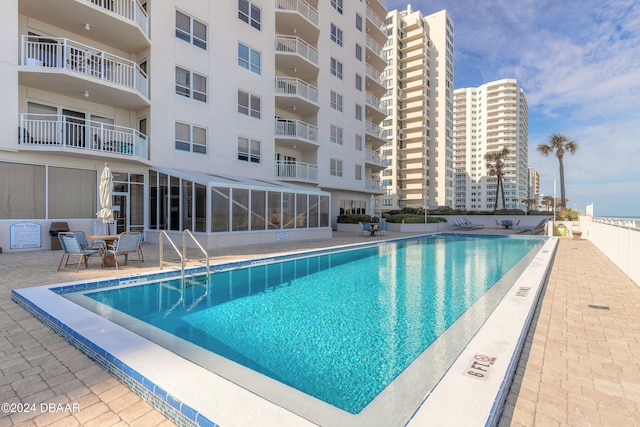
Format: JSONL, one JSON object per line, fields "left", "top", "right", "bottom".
{"left": 386, "top": 214, "right": 446, "bottom": 224}
{"left": 336, "top": 214, "right": 378, "bottom": 224}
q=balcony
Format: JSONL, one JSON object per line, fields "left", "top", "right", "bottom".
{"left": 19, "top": 0, "right": 149, "bottom": 52}
{"left": 19, "top": 113, "right": 148, "bottom": 162}
{"left": 365, "top": 150, "right": 387, "bottom": 170}
{"left": 275, "top": 77, "right": 319, "bottom": 116}
{"left": 365, "top": 36, "right": 386, "bottom": 72}
{"left": 366, "top": 179, "right": 384, "bottom": 194}
{"left": 274, "top": 160, "right": 319, "bottom": 184}
{"left": 275, "top": 36, "right": 319, "bottom": 81}
{"left": 275, "top": 0, "right": 319, "bottom": 42}
{"left": 365, "top": 92, "right": 387, "bottom": 123}
{"left": 365, "top": 64, "right": 386, "bottom": 97}
{"left": 19, "top": 36, "right": 149, "bottom": 109}
{"left": 274, "top": 117, "right": 319, "bottom": 150}
{"left": 365, "top": 7, "right": 386, "bottom": 46}
{"left": 366, "top": 0, "right": 388, "bottom": 21}
{"left": 365, "top": 121, "right": 386, "bottom": 148}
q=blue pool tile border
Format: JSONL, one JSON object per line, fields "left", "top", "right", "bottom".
{"left": 10, "top": 289, "right": 218, "bottom": 427}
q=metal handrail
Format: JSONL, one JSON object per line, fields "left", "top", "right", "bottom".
{"left": 182, "top": 229, "right": 210, "bottom": 280}
{"left": 159, "top": 230, "right": 210, "bottom": 287}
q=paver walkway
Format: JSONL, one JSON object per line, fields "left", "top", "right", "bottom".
{"left": 500, "top": 238, "right": 640, "bottom": 426}
{"left": 1, "top": 233, "right": 639, "bottom": 426}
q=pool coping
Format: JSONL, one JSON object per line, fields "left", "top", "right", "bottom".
{"left": 11, "top": 233, "right": 558, "bottom": 427}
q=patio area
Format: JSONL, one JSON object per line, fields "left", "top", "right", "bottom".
{"left": 1, "top": 231, "right": 639, "bottom": 426}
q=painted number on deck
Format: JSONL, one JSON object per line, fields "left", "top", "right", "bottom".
{"left": 464, "top": 354, "right": 496, "bottom": 381}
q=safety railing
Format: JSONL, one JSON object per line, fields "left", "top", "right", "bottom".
{"left": 275, "top": 77, "right": 319, "bottom": 104}
{"left": 19, "top": 114, "right": 148, "bottom": 160}
{"left": 21, "top": 35, "right": 148, "bottom": 98}
{"left": 159, "top": 230, "right": 210, "bottom": 288}
{"left": 274, "top": 0, "right": 319, "bottom": 27}
{"left": 588, "top": 217, "right": 640, "bottom": 286}
{"left": 275, "top": 35, "right": 319, "bottom": 66}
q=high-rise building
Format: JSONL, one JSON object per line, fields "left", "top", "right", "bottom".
{"left": 453, "top": 79, "right": 528, "bottom": 211}
{"left": 528, "top": 166, "right": 540, "bottom": 210}
{"left": 379, "top": 6, "right": 454, "bottom": 211}
{"left": 1, "top": 0, "right": 390, "bottom": 251}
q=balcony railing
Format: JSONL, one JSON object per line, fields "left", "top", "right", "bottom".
{"left": 88, "top": 0, "right": 149, "bottom": 36}
{"left": 275, "top": 36, "right": 319, "bottom": 66}
{"left": 366, "top": 64, "right": 382, "bottom": 84}
{"left": 366, "top": 6, "right": 384, "bottom": 30}
{"left": 19, "top": 113, "right": 148, "bottom": 160}
{"left": 275, "top": 0, "right": 319, "bottom": 27}
{"left": 21, "top": 36, "right": 148, "bottom": 98}
{"left": 366, "top": 92, "right": 384, "bottom": 112}
{"left": 366, "top": 179, "right": 383, "bottom": 192}
{"left": 365, "top": 150, "right": 387, "bottom": 167}
{"left": 365, "top": 36, "right": 383, "bottom": 57}
{"left": 275, "top": 118, "right": 319, "bottom": 143}
{"left": 274, "top": 160, "right": 319, "bottom": 182}
{"left": 365, "top": 121, "right": 385, "bottom": 139}
{"left": 275, "top": 77, "right": 319, "bottom": 104}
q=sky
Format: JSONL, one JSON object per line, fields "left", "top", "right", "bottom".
{"left": 387, "top": 0, "right": 640, "bottom": 217}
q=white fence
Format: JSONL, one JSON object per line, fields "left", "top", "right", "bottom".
{"left": 587, "top": 217, "right": 640, "bottom": 286}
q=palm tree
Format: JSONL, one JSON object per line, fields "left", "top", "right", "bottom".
{"left": 541, "top": 195, "right": 554, "bottom": 212}
{"left": 537, "top": 133, "right": 578, "bottom": 208}
{"left": 485, "top": 147, "right": 509, "bottom": 210}
{"left": 522, "top": 198, "right": 537, "bottom": 213}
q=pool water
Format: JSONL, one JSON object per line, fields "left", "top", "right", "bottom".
{"left": 81, "top": 234, "right": 544, "bottom": 414}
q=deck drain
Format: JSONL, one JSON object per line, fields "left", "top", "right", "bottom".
{"left": 588, "top": 304, "right": 610, "bottom": 310}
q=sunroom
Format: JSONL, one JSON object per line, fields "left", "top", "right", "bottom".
{"left": 146, "top": 168, "right": 332, "bottom": 250}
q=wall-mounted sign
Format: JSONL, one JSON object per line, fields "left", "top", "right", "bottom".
{"left": 10, "top": 222, "right": 42, "bottom": 249}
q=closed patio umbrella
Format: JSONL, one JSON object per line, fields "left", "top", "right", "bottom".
{"left": 96, "top": 163, "right": 114, "bottom": 234}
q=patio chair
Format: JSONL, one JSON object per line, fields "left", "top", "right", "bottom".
{"left": 377, "top": 222, "right": 388, "bottom": 236}
{"left": 515, "top": 219, "right": 548, "bottom": 234}
{"left": 462, "top": 218, "right": 484, "bottom": 229}
{"left": 360, "top": 222, "right": 373, "bottom": 236}
{"left": 57, "top": 232, "right": 105, "bottom": 272}
{"left": 448, "top": 218, "right": 464, "bottom": 230}
{"left": 104, "top": 232, "right": 144, "bottom": 269}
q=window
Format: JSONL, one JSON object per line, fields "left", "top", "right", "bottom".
{"left": 175, "top": 122, "right": 207, "bottom": 154}
{"left": 175, "top": 67, "right": 207, "bottom": 102}
{"left": 330, "top": 125, "right": 343, "bottom": 145}
{"left": 331, "top": 0, "right": 343, "bottom": 14}
{"left": 330, "top": 57, "right": 343, "bottom": 79}
{"left": 238, "top": 90, "right": 261, "bottom": 118}
{"left": 355, "top": 134, "right": 363, "bottom": 151}
{"left": 175, "top": 10, "right": 207, "bottom": 49}
{"left": 355, "top": 74, "right": 362, "bottom": 91}
{"left": 239, "top": 0, "right": 261, "bottom": 30}
{"left": 355, "top": 104, "right": 363, "bottom": 121}
{"left": 356, "top": 14, "right": 363, "bottom": 31}
{"left": 355, "top": 164, "right": 362, "bottom": 181}
{"left": 355, "top": 43, "right": 362, "bottom": 61}
{"left": 238, "top": 136, "right": 261, "bottom": 163}
{"left": 330, "top": 24, "right": 343, "bottom": 46}
{"left": 330, "top": 91, "right": 343, "bottom": 111}
{"left": 238, "top": 42, "right": 261, "bottom": 74}
{"left": 330, "top": 158, "right": 343, "bottom": 177}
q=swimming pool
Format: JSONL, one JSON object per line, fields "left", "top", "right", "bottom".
{"left": 13, "top": 233, "right": 557, "bottom": 427}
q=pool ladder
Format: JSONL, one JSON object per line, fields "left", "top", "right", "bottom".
{"left": 159, "top": 229, "right": 210, "bottom": 287}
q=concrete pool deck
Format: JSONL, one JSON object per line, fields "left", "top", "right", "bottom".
{"left": 1, "top": 230, "right": 639, "bottom": 426}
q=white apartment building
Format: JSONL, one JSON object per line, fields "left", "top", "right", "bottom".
{"left": 379, "top": 6, "right": 454, "bottom": 211}
{"left": 453, "top": 79, "right": 529, "bottom": 211}
{"left": 0, "top": 0, "right": 389, "bottom": 252}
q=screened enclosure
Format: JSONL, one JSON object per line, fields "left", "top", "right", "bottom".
{"left": 148, "top": 168, "right": 330, "bottom": 234}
